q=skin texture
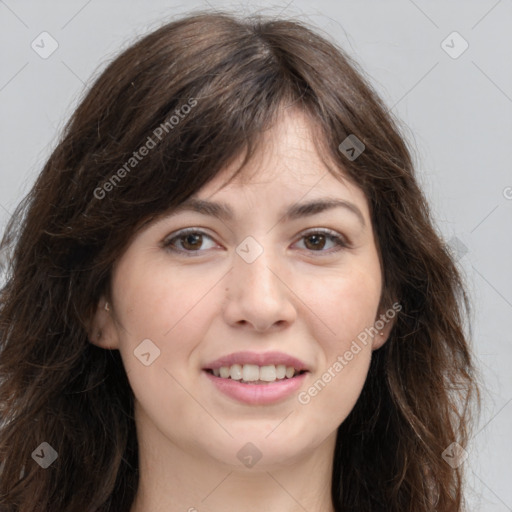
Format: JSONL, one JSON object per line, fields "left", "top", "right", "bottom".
{"left": 89, "top": 108, "right": 394, "bottom": 512}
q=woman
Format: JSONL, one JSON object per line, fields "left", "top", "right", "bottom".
{"left": 0, "top": 9, "right": 480, "bottom": 512}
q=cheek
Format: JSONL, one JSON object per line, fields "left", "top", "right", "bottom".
{"left": 110, "top": 255, "right": 219, "bottom": 390}
{"left": 298, "top": 307, "right": 374, "bottom": 431}
{"left": 301, "top": 348, "right": 372, "bottom": 434}
{"left": 110, "top": 263, "right": 208, "bottom": 431}
{"left": 291, "top": 260, "right": 380, "bottom": 428}
{"left": 112, "top": 254, "right": 219, "bottom": 341}
{"left": 296, "top": 258, "right": 382, "bottom": 349}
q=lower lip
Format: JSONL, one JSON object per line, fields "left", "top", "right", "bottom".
{"left": 203, "top": 371, "right": 308, "bottom": 405}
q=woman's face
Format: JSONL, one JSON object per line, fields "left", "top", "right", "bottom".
{"left": 90, "top": 108, "right": 392, "bottom": 470}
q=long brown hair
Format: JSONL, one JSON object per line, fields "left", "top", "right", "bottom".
{"left": 0, "top": 9, "right": 480, "bottom": 511}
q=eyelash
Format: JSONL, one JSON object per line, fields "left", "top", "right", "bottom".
{"left": 162, "top": 228, "right": 350, "bottom": 257}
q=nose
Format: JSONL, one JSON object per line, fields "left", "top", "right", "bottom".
{"left": 222, "top": 245, "right": 297, "bottom": 332}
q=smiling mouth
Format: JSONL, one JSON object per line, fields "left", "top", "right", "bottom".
{"left": 204, "top": 363, "right": 308, "bottom": 384}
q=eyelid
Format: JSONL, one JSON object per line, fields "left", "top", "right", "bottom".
{"left": 299, "top": 227, "right": 349, "bottom": 243}
{"left": 161, "top": 227, "right": 220, "bottom": 255}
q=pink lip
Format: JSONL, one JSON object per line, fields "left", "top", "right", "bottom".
{"left": 203, "top": 351, "right": 310, "bottom": 371}
{"left": 204, "top": 370, "right": 308, "bottom": 405}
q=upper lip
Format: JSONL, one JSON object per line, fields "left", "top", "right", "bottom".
{"left": 203, "top": 351, "right": 310, "bottom": 371}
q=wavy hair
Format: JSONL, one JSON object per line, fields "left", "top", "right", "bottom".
{"left": 0, "top": 10, "right": 479, "bottom": 511}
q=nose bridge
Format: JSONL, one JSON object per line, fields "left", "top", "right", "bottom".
{"left": 223, "top": 235, "right": 296, "bottom": 330}
{"left": 234, "top": 236, "right": 279, "bottom": 296}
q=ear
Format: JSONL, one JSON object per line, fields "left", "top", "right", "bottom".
{"left": 87, "top": 295, "right": 120, "bottom": 350}
{"left": 371, "top": 302, "right": 399, "bottom": 351}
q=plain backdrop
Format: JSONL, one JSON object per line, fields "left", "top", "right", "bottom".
{"left": 0, "top": 1, "right": 511, "bottom": 510}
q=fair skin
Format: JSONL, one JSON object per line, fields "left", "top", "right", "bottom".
{"left": 89, "top": 108, "right": 394, "bottom": 512}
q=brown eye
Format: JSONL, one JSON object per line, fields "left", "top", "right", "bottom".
{"left": 163, "top": 229, "right": 217, "bottom": 254}
{"left": 303, "top": 233, "right": 327, "bottom": 251}
{"left": 180, "top": 232, "right": 203, "bottom": 250}
{"left": 163, "top": 228, "right": 349, "bottom": 257}
{"left": 295, "top": 229, "right": 348, "bottom": 254}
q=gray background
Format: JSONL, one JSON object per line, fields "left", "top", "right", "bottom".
{"left": 1, "top": 0, "right": 511, "bottom": 509}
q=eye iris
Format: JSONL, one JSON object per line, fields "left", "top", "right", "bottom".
{"left": 182, "top": 233, "right": 203, "bottom": 250}
{"left": 305, "top": 234, "right": 326, "bottom": 250}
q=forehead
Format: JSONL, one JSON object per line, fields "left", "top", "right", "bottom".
{"left": 198, "top": 108, "right": 369, "bottom": 217}
{"left": 132, "top": 107, "right": 373, "bottom": 238}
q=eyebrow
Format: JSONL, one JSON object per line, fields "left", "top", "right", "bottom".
{"left": 168, "top": 197, "right": 366, "bottom": 227}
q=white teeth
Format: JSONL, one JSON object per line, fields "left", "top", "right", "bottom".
{"left": 276, "top": 364, "right": 286, "bottom": 379}
{"left": 259, "top": 365, "right": 276, "bottom": 382}
{"left": 211, "top": 364, "right": 301, "bottom": 382}
{"left": 242, "top": 364, "right": 259, "bottom": 382}
{"left": 230, "top": 364, "right": 243, "bottom": 380}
